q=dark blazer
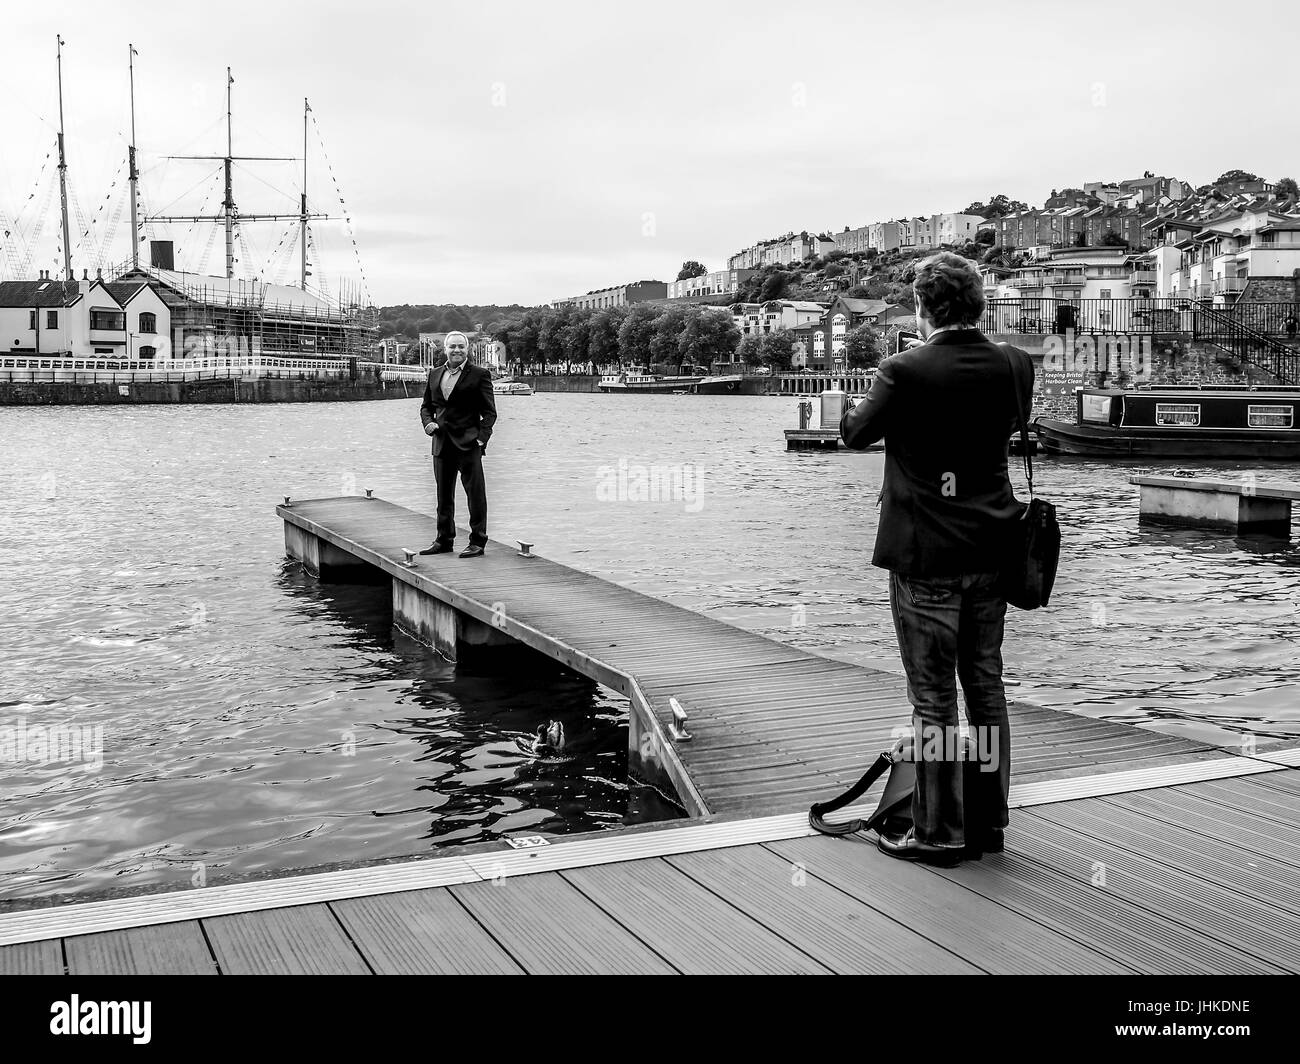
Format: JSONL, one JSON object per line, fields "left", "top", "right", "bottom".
{"left": 840, "top": 328, "right": 1034, "bottom": 577}
{"left": 419, "top": 363, "right": 498, "bottom": 456}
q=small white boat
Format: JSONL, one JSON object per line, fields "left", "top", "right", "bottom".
{"left": 492, "top": 379, "right": 534, "bottom": 395}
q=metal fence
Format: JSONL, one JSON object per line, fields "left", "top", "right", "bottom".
{"left": 981, "top": 298, "right": 1300, "bottom": 338}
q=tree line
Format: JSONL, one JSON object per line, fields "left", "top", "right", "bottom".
{"left": 495, "top": 302, "right": 742, "bottom": 372}
{"left": 377, "top": 303, "right": 530, "bottom": 341}
{"left": 490, "top": 301, "right": 886, "bottom": 373}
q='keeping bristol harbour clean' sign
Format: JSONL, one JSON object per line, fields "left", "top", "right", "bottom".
{"left": 1038, "top": 330, "right": 1153, "bottom": 396}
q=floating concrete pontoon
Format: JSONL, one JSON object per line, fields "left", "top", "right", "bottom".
{"left": 1131, "top": 475, "right": 1300, "bottom": 535}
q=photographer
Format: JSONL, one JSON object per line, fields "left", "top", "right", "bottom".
{"left": 841, "top": 252, "right": 1032, "bottom": 864}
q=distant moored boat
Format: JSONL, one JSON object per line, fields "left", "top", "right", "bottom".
{"left": 1036, "top": 385, "right": 1300, "bottom": 458}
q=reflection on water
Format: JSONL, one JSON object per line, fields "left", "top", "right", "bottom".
{"left": 2, "top": 394, "right": 1299, "bottom": 900}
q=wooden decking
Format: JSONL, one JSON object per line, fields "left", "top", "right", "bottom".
{"left": 274, "top": 495, "right": 1235, "bottom": 817}
{"left": 3, "top": 769, "right": 1297, "bottom": 974}
{"left": 3, "top": 492, "right": 1293, "bottom": 975}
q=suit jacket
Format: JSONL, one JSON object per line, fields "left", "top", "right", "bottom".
{"left": 840, "top": 328, "right": 1034, "bottom": 577}
{"left": 419, "top": 363, "right": 498, "bottom": 456}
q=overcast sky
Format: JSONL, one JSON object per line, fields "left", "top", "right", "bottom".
{"left": 3, "top": 0, "right": 1296, "bottom": 308}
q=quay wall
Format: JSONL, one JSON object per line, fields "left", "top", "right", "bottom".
{"left": 0, "top": 377, "right": 419, "bottom": 406}
{"left": 989, "top": 333, "right": 1291, "bottom": 421}
{"left": 514, "top": 375, "right": 600, "bottom": 393}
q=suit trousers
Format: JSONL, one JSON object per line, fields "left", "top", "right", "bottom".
{"left": 433, "top": 443, "right": 488, "bottom": 547}
{"left": 888, "top": 570, "right": 1012, "bottom": 847}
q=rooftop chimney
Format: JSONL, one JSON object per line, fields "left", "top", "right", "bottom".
{"left": 149, "top": 240, "right": 174, "bottom": 271}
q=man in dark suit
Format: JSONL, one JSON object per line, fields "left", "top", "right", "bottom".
{"left": 418, "top": 331, "right": 498, "bottom": 558}
{"left": 841, "top": 251, "right": 1033, "bottom": 865}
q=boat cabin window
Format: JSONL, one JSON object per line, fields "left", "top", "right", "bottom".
{"left": 1155, "top": 403, "right": 1200, "bottom": 427}
{"left": 1248, "top": 404, "right": 1294, "bottom": 428}
{"left": 1080, "top": 394, "right": 1113, "bottom": 423}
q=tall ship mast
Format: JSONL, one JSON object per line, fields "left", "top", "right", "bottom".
{"left": 55, "top": 34, "right": 73, "bottom": 283}
{"left": 128, "top": 43, "right": 140, "bottom": 270}
{"left": 111, "top": 54, "right": 377, "bottom": 360}
{"left": 0, "top": 40, "right": 378, "bottom": 365}
{"left": 146, "top": 69, "right": 328, "bottom": 284}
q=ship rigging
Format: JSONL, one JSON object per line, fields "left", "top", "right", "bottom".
{"left": 1, "top": 37, "right": 374, "bottom": 314}
{"left": 0, "top": 36, "right": 378, "bottom": 364}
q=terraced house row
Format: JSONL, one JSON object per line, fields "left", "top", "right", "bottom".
{"left": 549, "top": 172, "right": 1298, "bottom": 321}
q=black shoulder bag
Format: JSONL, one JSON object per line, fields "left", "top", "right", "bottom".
{"left": 1000, "top": 345, "right": 1060, "bottom": 610}
{"left": 809, "top": 734, "right": 996, "bottom": 839}
{"left": 809, "top": 747, "right": 915, "bottom": 839}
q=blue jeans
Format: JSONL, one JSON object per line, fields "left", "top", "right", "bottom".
{"left": 888, "top": 570, "right": 1011, "bottom": 847}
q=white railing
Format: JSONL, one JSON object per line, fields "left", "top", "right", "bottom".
{"left": 0, "top": 353, "right": 430, "bottom": 385}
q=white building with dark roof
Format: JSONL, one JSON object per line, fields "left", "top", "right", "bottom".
{"left": 1, "top": 271, "right": 170, "bottom": 359}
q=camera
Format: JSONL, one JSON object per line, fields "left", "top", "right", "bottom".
{"left": 895, "top": 330, "right": 921, "bottom": 354}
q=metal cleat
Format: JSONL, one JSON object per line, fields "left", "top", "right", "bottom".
{"left": 668, "top": 697, "right": 692, "bottom": 742}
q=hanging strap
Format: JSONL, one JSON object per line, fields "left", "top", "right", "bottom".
{"left": 808, "top": 752, "right": 893, "bottom": 835}
{"left": 999, "top": 342, "right": 1034, "bottom": 499}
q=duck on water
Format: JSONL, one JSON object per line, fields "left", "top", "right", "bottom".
{"left": 516, "top": 720, "right": 567, "bottom": 759}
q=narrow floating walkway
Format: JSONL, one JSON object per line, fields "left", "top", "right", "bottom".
{"left": 274, "top": 495, "right": 1231, "bottom": 817}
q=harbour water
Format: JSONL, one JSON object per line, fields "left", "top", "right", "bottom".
{"left": 3, "top": 394, "right": 1299, "bottom": 902}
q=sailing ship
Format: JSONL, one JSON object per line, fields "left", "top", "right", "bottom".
{"left": 0, "top": 39, "right": 377, "bottom": 373}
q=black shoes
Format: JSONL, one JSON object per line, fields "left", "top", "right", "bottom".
{"left": 877, "top": 828, "right": 966, "bottom": 866}
{"left": 877, "top": 827, "right": 1005, "bottom": 865}
{"left": 418, "top": 542, "right": 486, "bottom": 558}
{"left": 963, "top": 828, "right": 1005, "bottom": 860}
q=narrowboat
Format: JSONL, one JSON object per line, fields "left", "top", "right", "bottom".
{"left": 1035, "top": 385, "right": 1300, "bottom": 458}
